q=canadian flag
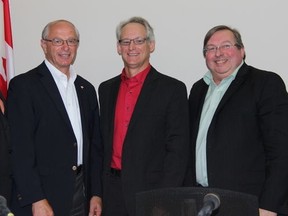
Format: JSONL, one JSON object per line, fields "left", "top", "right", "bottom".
{"left": 0, "top": 0, "right": 14, "bottom": 99}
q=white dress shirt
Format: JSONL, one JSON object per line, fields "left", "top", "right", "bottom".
{"left": 45, "top": 60, "right": 83, "bottom": 165}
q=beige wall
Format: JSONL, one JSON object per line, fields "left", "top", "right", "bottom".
{"left": 9, "top": 0, "right": 288, "bottom": 91}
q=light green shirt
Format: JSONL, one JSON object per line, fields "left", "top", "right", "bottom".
{"left": 196, "top": 61, "right": 243, "bottom": 186}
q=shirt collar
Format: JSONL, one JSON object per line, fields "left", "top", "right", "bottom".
{"left": 44, "top": 59, "right": 77, "bottom": 83}
{"left": 203, "top": 60, "right": 244, "bottom": 85}
{"left": 121, "top": 64, "right": 151, "bottom": 84}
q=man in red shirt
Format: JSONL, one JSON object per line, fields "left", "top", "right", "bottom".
{"left": 98, "top": 16, "right": 190, "bottom": 216}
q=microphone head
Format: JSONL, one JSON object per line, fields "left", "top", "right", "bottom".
{"left": 0, "top": 195, "right": 7, "bottom": 204}
{"left": 203, "top": 193, "right": 221, "bottom": 210}
{"left": 0, "top": 195, "right": 14, "bottom": 216}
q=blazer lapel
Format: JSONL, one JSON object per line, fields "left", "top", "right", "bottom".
{"left": 37, "top": 62, "right": 74, "bottom": 135}
{"left": 214, "top": 63, "right": 249, "bottom": 115}
{"left": 189, "top": 81, "right": 209, "bottom": 141}
{"left": 127, "top": 68, "right": 157, "bottom": 130}
{"left": 105, "top": 77, "right": 121, "bottom": 151}
{"left": 74, "top": 77, "right": 90, "bottom": 162}
{"left": 107, "top": 77, "right": 121, "bottom": 128}
{"left": 74, "top": 78, "right": 86, "bottom": 131}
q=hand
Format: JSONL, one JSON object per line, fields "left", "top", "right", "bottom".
{"left": 89, "top": 196, "right": 102, "bottom": 216}
{"left": 32, "top": 199, "right": 54, "bottom": 216}
{"left": 259, "top": 208, "right": 277, "bottom": 216}
{"left": 0, "top": 99, "right": 4, "bottom": 114}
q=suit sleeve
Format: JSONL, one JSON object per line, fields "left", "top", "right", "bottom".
{"left": 0, "top": 93, "right": 12, "bottom": 202}
{"left": 258, "top": 73, "right": 288, "bottom": 214}
{"left": 7, "top": 77, "right": 45, "bottom": 206}
{"left": 88, "top": 87, "right": 103, "bottom": 198}
{"left": 162, "top": 82, "right": 190, "bottom": 186}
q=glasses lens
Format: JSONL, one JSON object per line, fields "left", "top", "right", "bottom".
{"left": 205, "top": 46, "right": 216, "bottom": 53}
{"left": 205, "top": 43, "right": 234, "bottom": 53}
{"left": 134, "top": 38, "right": 146, "bottom": 45}
{"left": 52, "top": 38, "right": 64, "bottom": 46}
{"left": 46, "top": 38, "right": 79, "bottom": 46}
{"left": 67, "top": 39, "right": 79, "bottom": 46}
{"left": 220, "top": 44, "right": 232, "bottom": 50}
{"left": 119, "top": 40, "right": 131, "bottom": 46}
{"left": 119, "top": 38, "right": 147, "bottom": 46}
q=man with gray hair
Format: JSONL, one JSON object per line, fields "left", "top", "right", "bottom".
{"left": 7, "top": 19, "right": 102, "bottom": 216}
{"left": 99, "top": 16, "right": 190, "bottom": 216}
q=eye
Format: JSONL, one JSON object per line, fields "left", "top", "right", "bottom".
{"left": 134, "top": 38, "right": 145, "bottom": 44}
{"left": 206, "top": 46, "right": 216, "bottom": 52}
{"left": 53, "top": 38, "right": 63, "bottom": 45}
{"left": 67, "top": 39, "right": 79, "bottom": 45}
{"left": 222, "top": 44, "right": 232, "bottom": 49}
{"left": 119, "top": 40, "right": 130, "bottom": 46}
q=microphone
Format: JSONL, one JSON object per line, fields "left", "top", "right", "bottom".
{"left": 0, "top": 195, "right": 14, "bottom": 216}
{"left": 197, "top": 193, "right": 220, "bottom": 216}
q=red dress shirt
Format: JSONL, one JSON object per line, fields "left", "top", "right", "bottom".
{"left": 111, "top": 65, "right": 151, "bottom": 169}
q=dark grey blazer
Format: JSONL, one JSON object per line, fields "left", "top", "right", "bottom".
{"left": 7, "top": 62, "right": 102, "bottom": 216}
{"left": 186, "top": 63, "right": 288, "bottom": 214}
{"left": 99, "top": 66, "right": 190, "bottom": 215}
{"left": 0, "top": 91, "right": 12, "bottom": 203}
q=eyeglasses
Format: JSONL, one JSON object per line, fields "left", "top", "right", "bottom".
{"left": 43, "top": 38, "right": 79, "bottom": 46}
{"left": 204, "top": 43, "right": 238, "bottom": 54}
{"left": 118, "top": 37, "right": 147, "bottom": 46}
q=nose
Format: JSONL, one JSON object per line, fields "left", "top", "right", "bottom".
{"left": 61, "top": 42, "right": 70, "bottom": 50}
{"left": 64, "top": 40, "right": 71, "bottom": 46}
{"left": 215, "top": 47, "right": 222, "bottom": 56}
{"left": 128, "top": 41, "right": 136, "bottom": 50}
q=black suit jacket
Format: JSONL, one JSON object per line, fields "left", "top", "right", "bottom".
{"left": 7, "top": 62, "right": 102, "bottom": 216}
{"left": 186, "top": 63, "right": 288, "bottom": 214}
{"left": 0, "top": 92, "right": 12, "bottom": 203}
{"left": 99, "top": 67, "right": 190, "bottom": 215}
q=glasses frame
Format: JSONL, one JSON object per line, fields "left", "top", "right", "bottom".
{"left": 204, "top": 43, "right": 239, "bottom": 54}
{"left": 43, "top": 38, "right": 79, "bottom": 46}
{"left": 118, "top": 37, "right": 148, "bottom": 46}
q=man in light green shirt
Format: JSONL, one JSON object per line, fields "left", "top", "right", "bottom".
{"left": 186, "top": 25, "right": 288, "bottom": 216}
{"left": 196, "top": 62, "right": 242, "bottom": 187}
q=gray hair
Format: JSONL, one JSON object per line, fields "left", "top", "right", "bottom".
{"left": 41, "top": 19, "right": 80, "bottom": 40}
{"left": 116, "top": 16, "right": 155, "bottom": 42}
{"left": 203, "top": 25, "right": 245, "bottom": 59}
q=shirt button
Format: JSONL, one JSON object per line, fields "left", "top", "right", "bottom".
{"left": 72, "top": 166, "right": 77, "bottom": 171}
{"left": 17, "top": 194, "right": 22, "bottom": 200}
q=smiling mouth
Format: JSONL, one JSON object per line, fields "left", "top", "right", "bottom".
{"left": 127, "top": 52, "right": 139, "bottom": 56}
{"left": 59, "top": 53, "right": 70, "bottom": 58}
{"left": 215, "top": 59, "right": 227, "bottom": 64}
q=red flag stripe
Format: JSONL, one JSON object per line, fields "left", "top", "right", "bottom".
{"left": 1, "top": 0, "right": 14, "bottom": 98}
{"left": 2, "top": 0, "right": 13, "bottom": 47}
